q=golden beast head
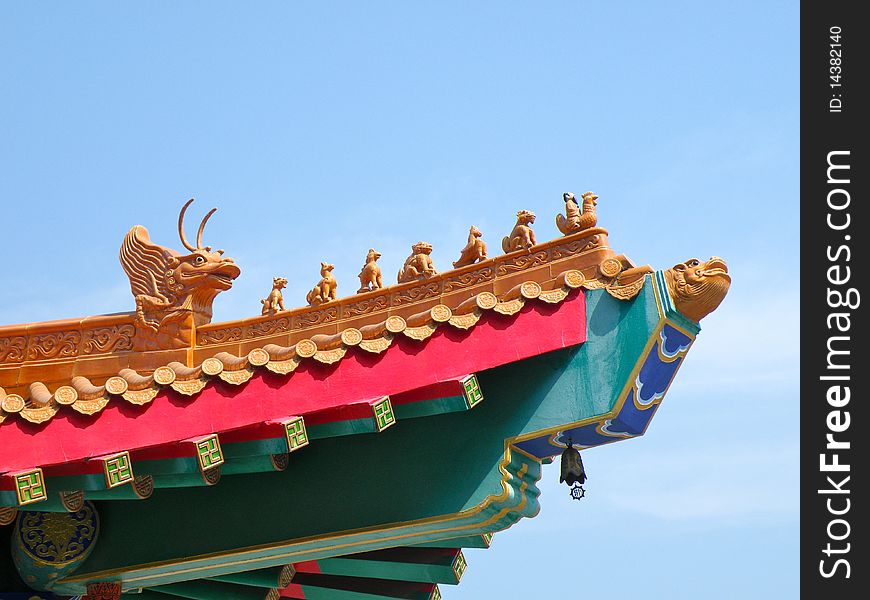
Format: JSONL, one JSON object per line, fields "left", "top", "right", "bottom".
{"left": 412, "top": 241, "right": 434, "bottom": 255}
{"left": 120, "top": 199, "right": 241, "bottom": 326}
{"left": 515, "top": 210, "right": 536, "bottom": 226}
{"left": 663, "top": 257, "right": 731, "bottom": 322}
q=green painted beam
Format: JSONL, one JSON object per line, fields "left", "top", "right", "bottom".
{"left": 309, "top": 548, "right": 464, "bottom": 585}
{"left": 392, "top": 395, "right": 469, "bottom": 420}
{"left": 120, "top": 591, "right": 179, "bottom": 600}
{"left": 136, "top": 458, "right": 201, "bottom": 477}
{"left": 208, "top": 565, "right": 293, "bottom": 588}
{"left": 411, "top": 533, "right": 492, "bottom": 549}
{"left": 85, "top": 484, "right": 150, "bottom": 501}
{"left": 149, "top": 580, "right": 276, "bottom": 600}
{"left": 39, "top": 473, "right": 106, "bottom": 492}
{"left": 219, "top": 455, "right": 283, "bottom": 477}
{"left": 0, "top": 492, "right": 76, "bottom": 513}
{"left": 150, "top": 473, "right": 218, "bottom": 489}
{"left": 308, "top": 417, "right": 378, "bottom": 439}
{"left": 222, "top": 438, "right": 288, "bottom": 459}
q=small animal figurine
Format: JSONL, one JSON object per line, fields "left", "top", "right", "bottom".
{"left": 306, "top": 262, "right": 337, "bottom": 305}
{"left": 556, "top": 191, "right": 598, "bottom": 235}
{"left": 452, "top": 225, "right": 487, "bottom": 268}
{"left": 357, "top": 248, "right": 384, "bottom": 293}
{"left": 260, "top": 276, "right": 288, "bottom": 314}
{"left": 501, "top": 210, "right": 537, "bottom": 253}
{"left": 397, "top": 242, "right": 437, "bottom": 283}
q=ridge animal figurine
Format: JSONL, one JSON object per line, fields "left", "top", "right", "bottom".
{"left": 357, "top": 248, "right": 384, "bottom": 293}
{"left": 556, "top": 191, "right": 598, "bottom": 235}
{"left": 397, "top": 242, "right": 437, "bottom": 283}
{"left": 119, "top": 199, "right": 241, "bottom": 351}
{"left": 452, "top": 225, "right": 487, "bottom": 268}
{"left": 260, "top": 276, "right": 288, "bottom": 314}
{"left": 306, "top": 262, "right": 337, "bottom": 305}
{"left": 501, "top": 210, "right": 537, "bottom": 253}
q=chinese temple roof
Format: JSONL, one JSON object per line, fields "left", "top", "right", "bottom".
{"left": 0, "top": 194, "right": 730, "bottom": 599}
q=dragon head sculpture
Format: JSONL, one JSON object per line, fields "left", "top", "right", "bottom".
{"left": 120, "top": 199, "right": 241, "bottom": 349}
{"left": 663, "top": 257, "right": 731, "bottom": 322}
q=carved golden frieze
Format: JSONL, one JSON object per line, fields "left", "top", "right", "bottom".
{"left": 294, "top": 306, "right": 339, "bottom": 328}
{"left": 81, "top": 325, "right": 136, "bottom": 354}
{"left": 391, "top": 281, "right": 441, "bottom": 306}
{"left": 443, "top": 266, "right": 494, "bottom": 292}
{"left": 343, "top": 295, "right": 390, "bottom": 317}
{"left": 0, "top": 336, "right": 28, "bottom": 363}
{"left": 27, "top": 332, "right": 80, "bottom": 360}
{"left": 495, "top": 250, "right": 549, "bottom": 276}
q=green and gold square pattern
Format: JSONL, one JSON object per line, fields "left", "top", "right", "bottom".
{"left": 461, "top": 374, "right": 484, "bottom": 408}
{"left": 14, "top": 468, "right": 47, "bottom": 506}
{"left": 452, "top": 550, "right": 468, "bottom": 581}
{"left": 372, "top": 396, "right": 395, "bottom": 432}
{"left": 283, "top": 417, "right": 309, "bottom": 452}
{"left": 102, "top": 451, "right": 135, "bottom": 488}
{"left": 194, "top": 435, "right": 224, "bottom": 471}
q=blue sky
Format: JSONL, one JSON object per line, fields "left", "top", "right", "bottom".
{"left": 1, "top": 2, "right": 798, "bottom": 598}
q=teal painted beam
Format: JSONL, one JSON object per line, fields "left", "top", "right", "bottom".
{"left": 219, "top": 455, "right": 283, "bottom": 476}
{"left": 85, "top": 481, "right": 151, "bottom": 501}
{"left": 311, "top": 548, "right": 464, "bottom": 585}
{"left": 0, "top": 491, "right": 76, "bottom": 513}
{"left": 208, "top": 565, "right": 294, "bottom": 588}
{"left": 120, "top": 591, "right": 178, "bottom": 600}
{"left": 136, "top": 458, "right": 201, "bottom": 477}
{"left": 411, "top": 533, "right": 492, "bottom": 549}
{"left": 222, "top": 438, "right": 288, "bottom": 459}
{"left": 149, "top": 580, "right": 276, "bottom": 600}
{"left": 392, "top": 395, "right": 468, "bottom": 420}
{"left": 308, "top": 417, "right": 378, "bottom": 439}
{"left": 38, "top": 473, "right": 106, "bottom": 492}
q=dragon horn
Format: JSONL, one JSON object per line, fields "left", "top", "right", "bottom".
{"left": 178, "top": 198, "right": 197, "bottom": 252}
{"left": 196, "top": 207, "right": 218, "bottom": 250}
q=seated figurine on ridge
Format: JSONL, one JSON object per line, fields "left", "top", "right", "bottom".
{"left": 357, "top": 248, "right": 383, "bottom": 293}
{"left": 453, "top": 225, "right": 487, "bottom": 268}
{"left": 556, "top": 191, "right": 598, "bottom": 235}
{"left": 260, "top": 276, "right": 288, "bottom": 314}
{"left": 501, "top": 210, "right": 537, "bottom": 253}
{"left": 397, "top": 242, "right": 437, "bottom": 283}
{"left": 306, "top": 262, "right": 337, "bottom": 305}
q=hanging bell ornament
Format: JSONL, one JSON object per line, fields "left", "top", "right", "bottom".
{"left": 560, "top": 440, "right": 587, "bottom": 500}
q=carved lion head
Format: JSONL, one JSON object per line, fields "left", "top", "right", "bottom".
{"left": 412, "top": 241, "right": 434, "bottom": 255}
{"left": 580, "top": 191, "right": 598, "bottom": 205}
{"left": 663, "top": 257, "right": 731, "bottom": 322}
{"left": 516, "top": 210, "right": 536, "bottom": 225}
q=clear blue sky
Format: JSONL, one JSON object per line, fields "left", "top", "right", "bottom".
{"left": 1, "top": 2, "right": 798, "bottom": 598}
